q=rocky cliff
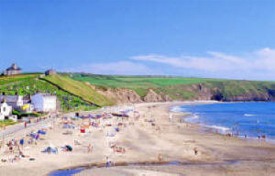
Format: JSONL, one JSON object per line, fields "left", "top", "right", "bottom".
{"left": 96, "top": 83, "right": 275, "bottom": 104}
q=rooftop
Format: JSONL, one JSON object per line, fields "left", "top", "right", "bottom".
{"left": 6, "top": 63, "right": 21, "bottom": 71}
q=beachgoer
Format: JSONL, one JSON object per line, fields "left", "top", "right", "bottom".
{"left": 87, "top": 144, "right": 93, "bottom": 153}
{"left": 35, "top": 134, "right": 39, "bottom": 145}
{"left": 7, "top": 141, "right": 13, "bottom": 154}
{"left": 169, "top": 113, "right": 173, "bottom": 122}
{"left": 193, "top": 147, "right": 198, "bottom": 155}
{"left": 19, "top": 150, "right": 25, "bottom": 158}
{"left": 19, "top": 138, "right": 24, "bottom": 150}
{"left": 158, "top": 153, "right": 163, "bottom": 162}
{"left": 106, "top": 156, "right": 112, "bottom": 167}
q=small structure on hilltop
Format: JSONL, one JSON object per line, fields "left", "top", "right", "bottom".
{"left": 31, "top": 93, "right": 57, "bottom": 112}
{"left": 45, "top": 69, "right": 57, "bottom": 76}
{"left": 4, "top": 63, "right": 22, "bottom": 76}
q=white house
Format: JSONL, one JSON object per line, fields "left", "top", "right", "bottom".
{"left": 31, "top": 93, "right": 57, "bottom": 112}
{"left": 0, "top": 102, "right": 13, "bottom": 120}
{"left": 0, "top": 95, "right": 24, "bottom": 108}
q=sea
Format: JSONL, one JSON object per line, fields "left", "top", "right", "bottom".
{"left": 171, "top": 102, "right": 275, "bottom": 142}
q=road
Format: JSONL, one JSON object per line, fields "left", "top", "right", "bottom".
{"left": 0, "top": 117, "right": 56, "bottom": 141}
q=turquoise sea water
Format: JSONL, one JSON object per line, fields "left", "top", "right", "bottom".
{"left": 172, "top": 102, "right": 275, "bottom": 141}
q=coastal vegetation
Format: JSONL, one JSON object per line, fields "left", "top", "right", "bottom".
{"left": 42, "top": 74, "right": 113, "bottom": 106}
{"left": 0, "top": 74, "right": 104, "bottom": 112}
{"left": 12, "top": 109, "right": 41, "bottom": 118}
{"left": 0, "top": 119, "right": 16, "bottom": 127}
{"left": 70, "top": 73, "right": 275, "bottom": 101}
{"left": 1, "top": 73, "right": 275, "bottom": 113}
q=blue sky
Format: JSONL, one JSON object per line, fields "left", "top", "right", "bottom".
{"left": 1, "top": 0, "right": 275, "bottom": 80}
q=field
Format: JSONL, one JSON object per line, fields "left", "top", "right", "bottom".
{"left": 71, "top": 74, "right": 212, "bottom": 87}
{"left": 70, "top": 74, "right": 213, "bottom": 97}
{"left": 70, "top": 73, "right": 275, "bottom": 100}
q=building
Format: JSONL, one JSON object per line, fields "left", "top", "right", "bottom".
{"left": 0, "top": 102, "right": 13, "bottom": 120}
{"left": 0, "top": 95, "right": 24, "bottom": 109}
{"left": 31, "top": 93, "right": 57, "bottom": 112}
{"left": 4, "top": 63, "right": 22, "bottom": 76}
{"left": 45, "top": 69, "right": 57, "bottom": 76}
{"left": 21, "top": 103, "right": 34, "bottom": 113}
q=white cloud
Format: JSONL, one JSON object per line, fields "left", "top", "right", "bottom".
{"left": 64, "top": 61, "right": 158, "bottom": 75}
{"left": 63, "top": 48, "right": 275, "bottom": 80}
{"left": 131, "top": 48, "right": 275, "bottom": 73}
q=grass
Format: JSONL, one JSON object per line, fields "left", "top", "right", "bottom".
{"left": 70, "top": 74, "right": 213, "bottom": 97}
{"left": 0, "top": 74, "right": 104, "bottom": 111}
{"left": 12, "top": 110, "right": 41, "bottom": 118}
{"left": 42, "top": 74, "right": 114, "bottom": 106}
{"left": 0, "top": 74, "right": 39, "bottom": 85}
{"left": 71, "top": 74, "right": 210, "bottom": 88}
{"left": 70, "top": 73, "right": 275, "bottom": 101}
{"left": 0, "top": 120, "right": 17, "bottom": 127}
{"left": 2, "top": 72, "right": 275, "bottom": 107}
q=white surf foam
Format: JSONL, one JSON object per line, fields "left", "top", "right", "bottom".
{"left": 170, "top": 106, "right": 186, "bottom": 112}
{"left": 184, "top": 113, "right": 200, "bottom": 123}
{"left": 244, "top": 114, "right": 256, "bottom": 117}
{"left": 204, "top": 125, "right": 231, "bottom": 133}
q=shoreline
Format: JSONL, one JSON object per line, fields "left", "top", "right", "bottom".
{"left": 53, "top": 101, "right": 275, "bottom": 176}
{"left": 174, "top": 101, "right": 275, "bottom": 144}
{"left": 0, "top": 101, "right": 274, "bottom": 176}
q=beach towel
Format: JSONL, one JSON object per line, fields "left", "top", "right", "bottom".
{"left": 42, "top": 146, "right": 58, "bottom": 154}
{"left": 38, "top": 130, "right": 46, "bottom": 135}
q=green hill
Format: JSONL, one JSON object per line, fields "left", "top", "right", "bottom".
{"left": 42, "top": 74, "right": 113, "bottom": 106}
{"left": 1, "top": 73, "right": 275, "bottom": 111}
{"left": 70, "top": 73, "right": 275, "bottom": 101}
{"left": 0, "top": 74, "right": 113, "bottom": 112}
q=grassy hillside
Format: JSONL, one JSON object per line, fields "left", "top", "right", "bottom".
{"left": 0, "top": 74, "right": 112, "bottom": 111}
{"left": 2, "top": 73, "right": 275, "bottom": 110}
{"left": 42, "top": 74, "right": 113, "bottom": 106}
{"left": 70, "top": 73, "right": 275, "bottom": 101}
{"left": 70, "top": 74, "right": 214, "bottom": 97}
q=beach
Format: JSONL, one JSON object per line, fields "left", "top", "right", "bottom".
{"left": 0, "top": 101, "right": 274, "bottom": 176}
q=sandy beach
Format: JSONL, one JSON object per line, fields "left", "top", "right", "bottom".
{"left": 0, "top": 101, "right": 274, "bottom": 176}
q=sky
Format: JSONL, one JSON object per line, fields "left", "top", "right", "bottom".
{"left": 1, "top": 0, "right": 275, "bottom": 80}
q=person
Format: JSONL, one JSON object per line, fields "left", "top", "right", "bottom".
{"left": 24, "top": 122, "right": 27, "bottom": 128}
{"left": 169, "top": 113, "right": 173, "bottom": 122}
{"left": 87, "top": 144, "right": 93, "bottom": 153}
{"left": 19, "top": 150, "right": 25, "bottom": 158}
{"left": 19, "top": 138, "right": 24, "bottom": 150}
{"left": 7, "top": 141, "right": 13, "bottom": 154}
{"left": 106, "top": 156, "right": 112, "bottom": 167}
{"left": 193, "top": 147, "right": 198, "bottom": 155}
{"left": 158, "top": 153, "right": 163, "bottom": 162}
{"left": 35, "top": 134, "right": 39, "bottom": 145}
